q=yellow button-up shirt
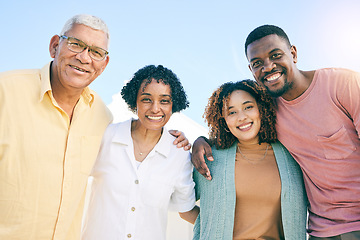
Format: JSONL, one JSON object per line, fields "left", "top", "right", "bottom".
{"left": 0, "top": 63, "right": 113, "bottom": 240}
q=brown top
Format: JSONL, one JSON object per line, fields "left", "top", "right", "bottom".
{"left": 233, "top": 142, "right": 284, "bottom": 240}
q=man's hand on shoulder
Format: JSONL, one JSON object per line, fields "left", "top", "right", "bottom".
{"left": 191, "top": 136, "right": 213, "bottom": 180}
{"left": 169, "top": 130, "right": 191, "bottom": 151}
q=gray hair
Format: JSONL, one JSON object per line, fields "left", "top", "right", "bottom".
{"left": 60, "top": 14, "right": 110, "bottom": 41}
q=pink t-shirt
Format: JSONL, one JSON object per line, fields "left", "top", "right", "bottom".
{"left": 276, "top": 68, "right": 360, "bottom": 237}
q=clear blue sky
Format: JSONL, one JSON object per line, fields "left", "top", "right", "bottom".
{"left": 1, "top": 0, "right": 360, "bottom": 127}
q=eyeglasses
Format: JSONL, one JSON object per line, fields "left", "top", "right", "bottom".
{"left": 60, "top": 35, "right": 109, "bottom": 61}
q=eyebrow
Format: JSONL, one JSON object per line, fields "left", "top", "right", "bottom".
{"left": 269, "top": 48, "right": 283, "bottom": 55}
{"left": 249, "top": 48, "right": 283, "bottom": 62}
{"left": 140, "top": 93, "right": 172, "bottom": 98}
{"left": 243, "top": 100, "right": 254, "bottom": 104}
{"left": 227, "top": 100, "right": 254, "bottom": 110}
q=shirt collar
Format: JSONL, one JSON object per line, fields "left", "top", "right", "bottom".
{"left": 152, "top": 127, "right": 171, "bottom": 158}
{"left": 112, "top": 118, "right": 172, "bottom": 158}
{"left": 39, "top": 61, "right": 94, "bottom": 106}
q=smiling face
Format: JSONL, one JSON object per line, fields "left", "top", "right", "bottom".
{"left": 246, "top": 34, "right": 297, "bottom": 98}
{"left": 49, "top": 23, "right": 109, "bottom": 93}
{"left": 224, "top": 90, "right": 261, "bottom": 145}
{"left": 136, "top": 79, "right": 173, "bottom": 131}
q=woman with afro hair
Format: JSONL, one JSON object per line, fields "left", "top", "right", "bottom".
{"left": 82, "top": 65, "right": 198, "bottom": 240}
{"left": 191, "top": 80, "right": 308, "bottom": 239}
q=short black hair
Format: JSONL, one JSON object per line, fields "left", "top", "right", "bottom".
{"left": 245, "top": 25, "right": 291, "bottom": 56}
{"left": 121, "top": 65, "right": 189, "bottom": 113}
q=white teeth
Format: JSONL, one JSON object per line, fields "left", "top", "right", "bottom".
{"left": 147, "top": 116, "right": 163, "bottom": 120}
{"left": 73, "top": 66, "right": 86, "bottom": 72}
{"left": 266, "top": 73, "right": 281, "bottom": 81}
{"left": 239, "top": 123, "right": 251, "bottom": 129}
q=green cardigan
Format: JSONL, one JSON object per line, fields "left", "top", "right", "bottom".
{"left": 193, "top": 141, "right": 308, "bottom": 240}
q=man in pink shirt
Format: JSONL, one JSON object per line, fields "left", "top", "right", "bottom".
{"left": 192, "top": 25, "right": 360, "bottom": 239}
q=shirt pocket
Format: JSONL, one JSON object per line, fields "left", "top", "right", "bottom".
{"left": 140, "top": 176, "right": 174, "bottom": 209}
{"left": 80, "top": 136, "right": 103, "bottom": 175}
{"left": 317, "top": 125, "right": 356, "bottom": 160}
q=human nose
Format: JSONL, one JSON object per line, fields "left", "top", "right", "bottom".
{"left": 262, "top": 59, "right": 275, "bottom": 72}
{"left": 151, "top": 101, "right": 160, "bottom": 113}
{"left": 237, "top": 111, "right": 247, "bottom": 122}
{"left": 76, "top": 47, "right": 92, "bottom": 63}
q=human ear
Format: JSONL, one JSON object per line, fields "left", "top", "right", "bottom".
{"left": 100, "top": 55, "right": 110, "bottom": 73}
{"left": 290, "top": 45, "right": 298, "bottom": 63}
{"left": 49, "top": 35, "right": 60, "bottom": 58}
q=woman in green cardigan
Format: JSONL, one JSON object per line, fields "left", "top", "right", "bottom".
{"left": 191, "top": 80, "right": 307, "bottom": 239}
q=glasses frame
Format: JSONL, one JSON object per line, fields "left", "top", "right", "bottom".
{"left": 60, "top": 35, "right": 109, "bottom": 61}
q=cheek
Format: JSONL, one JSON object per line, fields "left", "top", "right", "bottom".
{"left": 136, "top": 104, "right": 147, "bottom": 115}
{"left": 164, "top": 106, "right": 173, "bottom": 116}
{"left": 165, "top": 103, "right": 173, "bottom": 114}
{"left": 255, "top": 78, "right": 266, "bottom": 87}
{"left": 253, "top": 70, "right": 262, "bottom": 80}
{"left": 224, "top": 116, "right": 234, "bottom": 128}
{"left": 94, "top": 62, "right": 107, "bottom": 75}
{"left": 254, "top": 113, "right": 262, "bottom": 128}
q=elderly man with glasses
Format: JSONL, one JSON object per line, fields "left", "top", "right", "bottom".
{"left": 0, "top": 14, "right": 112, "bottom": 240}
{"left": 0, "top": 14, "right": 189, "bottom": 240}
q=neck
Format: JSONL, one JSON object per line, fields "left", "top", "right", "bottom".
{"left": 131, "top": 120, "right": 163, "bottom": 142}
{"left": 282, "top": 69, "right": 315, "bottom": 101}
{"left": 237, "top": 140, "right": 265, "bottom": 149}
{"left": 50, "top": 67, "right": 83, "bottom": 120}
{"left": 237, "top": 136, "right": 260, "bottom": 147}
{"left": 131, "top": 119, "right": 163, "bottom": 161}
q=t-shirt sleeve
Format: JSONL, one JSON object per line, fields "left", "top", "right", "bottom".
{"left": 337, "top": 70, "right": 360, "bottom": 139}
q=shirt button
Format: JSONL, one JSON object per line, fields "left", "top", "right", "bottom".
{"left": 127, "top": 234, "right": 132, "bottom": 238}
{"left": 135, "top": 180, "right": 139, "bottom": 184}
{"left": 131, "top": 207, "right": 135, "bottom": 211}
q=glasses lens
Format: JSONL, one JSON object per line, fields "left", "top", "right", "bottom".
{"left": 67, "top": 38, "right": 86, "bottom": 53}
{"left": 64, "top": 36, "right": 107, "bottom": 61}
{"left": 89, "top": 47, "right": 107, "bottom": 61}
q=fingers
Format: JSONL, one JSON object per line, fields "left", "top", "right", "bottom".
{"left": 191, "top": 137, "right": 213, "bottom": 180}
{"left": 169, "top": 133, "right": 214, "bottom": 180}
{"left": 169, "top": 129, "right": 181, "bottom": 145}
{"left": 169, "top": 130, "right": 190, "bottom": 151}
{"left": 184, "top": 143, "right": 192, "bottom": 151}
{"left": 203, "top": 143, "right": 214, "bottom": 162}
{"left": 176, "top": 138, "right": 190, "bottom": 149}
{"left": 191, "top": 152, "right": 212, "bottom": 181}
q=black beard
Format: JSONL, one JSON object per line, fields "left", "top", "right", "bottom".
{"left": 265, "top": 79, "right": 293, "bottom": 98}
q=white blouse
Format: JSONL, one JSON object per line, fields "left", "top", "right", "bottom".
{"left": 81, "top": 119, "right": 195, "bottom": 240}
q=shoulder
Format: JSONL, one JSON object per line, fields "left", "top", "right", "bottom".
{"left": 104, "top": 119, "right": 130, "bottom": 136}
{"left": 315, "top": 68, "right": 360, "bottom": 99}
{"left": 271, "top": 140, "right": 287, "bottom": 152}
{"left": 318, "top": 67, "right": 359, "bottom": 74}
{"left": 89, "top": 89, "right": 110, "bottom": 110}
{"left": 316, "top": 68, "right": 360, "bottom": 82}
{"left": 272, "top": 141, "right": 303, "bottom": 176}
{"left": 88, "top": 89, "right": 113, "bottom": 123}
{"left": 211, "top": 144, "right": 237, "bottom": 164}
{"left": 100, "top": 120, "right": 127, "bottom": 145}
{"left": 194, "top": 143, "right": 237, "bottom": 181}
{"left": 163, "top": 130, "right": 191, "bottom": 160}
{"left": 0, "top": 68, "right": 42, "bottom": 104}
{"left": 272, "top": 141, "right": 293, "bottom": 161}
{"left": 162, "top": 128, "right": 186, "bottom": 153}
{"left": 0, "top": 68, "right": 41, "bottom": 87}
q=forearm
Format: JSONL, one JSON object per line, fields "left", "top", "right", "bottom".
{"left": 179, "top": 205, "right": 200, "bottom": 224}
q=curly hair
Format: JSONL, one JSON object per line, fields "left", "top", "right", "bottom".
{"left": 204, "top": 79, "right": 277, "bottom": 149}
{"left": 121, "top": 65, "right": 189, "bottom": 113}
